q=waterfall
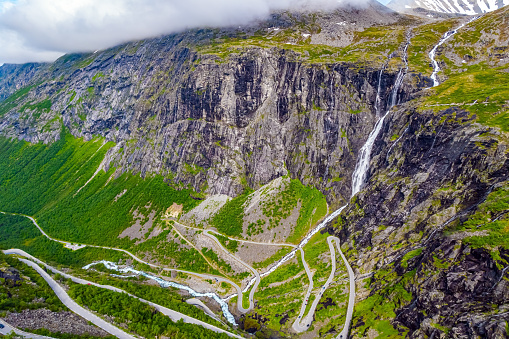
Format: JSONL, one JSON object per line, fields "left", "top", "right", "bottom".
{"left": 243, "top": 48, "right": 411, "bottom": 296}
{"left": 374, "top": 68, "right": 384, "bottom": 116}
{"left": 429, "top": 16, "right": 481, "bottom": 87}
{"left": 351, "top": 66, "right": 406, "bottom": 197}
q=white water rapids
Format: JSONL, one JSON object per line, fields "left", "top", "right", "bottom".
{"left": 83, "top": 261, "right": 238, "bottom": 325}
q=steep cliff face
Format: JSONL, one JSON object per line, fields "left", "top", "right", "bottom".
{"left": 0, "top": 5, "right": 508, "bottom": 339}
{"left": 0, "top": 63, "right": 41, "bottom": 102}
{"left": 0, "top": 31, "right": 422, "bottom": 203}
{"left": 330, "top": 98, "right": 509, "bottom": 337}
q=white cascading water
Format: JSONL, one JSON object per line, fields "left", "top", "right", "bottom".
{"left": 83, "top": 41, "right": 411, "bottom": 327}
{"left": 429, "top": 16, "right": 481, "bottom": 87}
{"left": 244, "top": 42, "right": 411, "bottom": 291}
{"left": 374, "top": 68, "right": 384, "bottom": 116}
{"left": 351, "top": 70, "right": 405, "bottom": 196}
{"left": 83, "top": 261, "right": 239, "bottom": 325}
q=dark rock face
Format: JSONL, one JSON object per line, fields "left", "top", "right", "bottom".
{"left": 330, "top": 99, "right": 509, "bottom": 337}
{"left": 0, "top": 19, "right": 507, "bottom": 338}
{"left": 0, "top": 63, "right": 41, "bottom": 101}
{"left": 396, "top": 241, "right": 509, "bottom": 338}
{"left": 0, "top": 33, "right": 421, "bottom": 202}
{"left": 0, "top": 267, "right": 22, "bottom": 284}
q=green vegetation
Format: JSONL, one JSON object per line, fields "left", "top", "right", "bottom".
{"left": 68, "top": 284, "right": 229, "bottom": 338}
{"left": 453, "top": 186, "right": 509, "bottom": 255}
{"left": 255, "top": 261, "right": 305, "bottom": 330}
{"left": 0, "top": 133, "right": 214, "bottom": 275}
{"left": 133, "top": 229, "right": 216, "bottom": 274}
{"left": 0, "top": 214, "right": 127, "bottom": 268}
{"left": 400, "top": 248, "right": 423, "bottom": 269}
{"left": 286, "top": 180, "right": 328, "bottom": 243}
{"left": 423, "top": 66, "right": 509, "bottom": 132}
{"left": 0, "top": 133, "right": 199, "bottom": 248}
{"left": 0, "top": 251, "right": 65, "bottom": 313}
{"left": 243, "top": 317, "right": 260, "bottom": 332}
{"left": 210, "top": 192, "right": 251, "bottom": 237}
{"left": 77, "top": 271, "right": 225, "bottom": 328}
{"left": 19, "top": 99, "right": 53, "bottom": 119}
{"left": 315, "top": 280, "right": 348, "bottom": 337}
{"left": 446, "top": 7, "right": 509, "bottom": 71}
{"left": 91, "top": 72, "right": 105, "bottom": 82}
{"left": 0, "top": 84, "right": 36, "bottom": 117}
{"left": 202, "top": 247, "right": 234, "bottom": 274}
{"left": 303, "top": 232, "right": 332, "bottom": 286}
{"left": 198, "top": 20, "right": 407, "bottom": 65}
{"left": 408, "top": 19, "right": 460, "bottom": 74}
{"left": 74, "top": 55, "right": 96, "bottom": 69}
{"left": 215, "top": 233, "right": 239, "bottom": 252}
{"left": 338, "top": 25, "right": 406, "bottom": 65}
{"left": 0, "top": 256, "right": 111, "bottom": 337}
{"left": 353, "top": 267, "right": 414, "bottom": 338}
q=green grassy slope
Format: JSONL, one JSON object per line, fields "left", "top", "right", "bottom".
{"left": 0, "top": 134, "right": 219, "bottom": 274}
{"left": 0, "top": 134, "right": 198, "bottom": 246}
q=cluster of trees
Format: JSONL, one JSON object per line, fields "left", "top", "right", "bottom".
{"left": 284, "top": 179, "right": 327, "bottom": 243}
{"left": 68, "top": 284, "right": 230, "bottom": 339}
{"left": 0, "top": 251, "right": 64, "bottom": 313}
{"left": 133, "top": 229, "right": 215, "bottom": 274}
{"left": 0, "top": 214, "right": 126, "bottom": 268}
{"left": 0, "top": 134, "right": 199, "bottom": 249}
{"left": 215, "top": 234, "right": 239, "bottom": 253}
{"left": 210, "top": 191, "right": 251, "bottom": 237}
{"left": 93, "top": 276, "right": 225, "bottom": 328}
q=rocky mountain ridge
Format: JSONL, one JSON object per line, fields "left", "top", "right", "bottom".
{"left": 388, "top": 0, "right": 509, "bottom": 15}
{"left": 0, "top": 3, "right": 508, "bottom": 339}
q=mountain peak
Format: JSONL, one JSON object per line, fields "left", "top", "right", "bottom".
{"left": 388, "top": 0, "right": 509, "bottom": 15}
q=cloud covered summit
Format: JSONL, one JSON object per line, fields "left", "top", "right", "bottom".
{"left": 0, "top": 0, "right": 371, "bottom": 64}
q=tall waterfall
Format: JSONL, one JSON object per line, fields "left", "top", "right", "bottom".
{"left": 351, "top": 47, "right": 408, "bottom": 197}
{"left": 245, "top": 43, "right": 411, "bottom": 290}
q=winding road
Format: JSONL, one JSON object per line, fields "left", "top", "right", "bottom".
{"left": 4, "top": 249, "right": 243, "bottom": 339}
{"left": 170, "top": 220, "right": 298, "bottom": 249}
{"left": 202, "top": 230, "right": 260, "bottom": 313}
{"left": 1, "top": 211, "right": 253, "bottom": 316}
{"left": 2, "top": 208, "right": 356, "bottom": 336}
{"left": 0, "top": 319, "right": 55, "bottom": 338}
{"left": 13, "top": 256, "right": 136, "bottom": 339}
{"left": 292, "top": 248, "right": 316, "bottom": 332}
{"left": 292, "top": 237, "right": 355, "bottom": 336}
{"left": 335, "top": 237, "right": 356, "bottom": 339}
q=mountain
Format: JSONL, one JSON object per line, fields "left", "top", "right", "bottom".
{"left": 0, "top": 3, "right": 508, "bottom": 339}
{"left": 388, "top": 0, "right": 509, "bottom": 14}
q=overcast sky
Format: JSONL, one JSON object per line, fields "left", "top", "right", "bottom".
{"left": 0, "top": 0, "right": 387, "bottom": 64}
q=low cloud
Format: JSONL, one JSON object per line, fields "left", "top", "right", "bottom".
{"left": 0, "top": 0, "right": 371, "bottom": 64}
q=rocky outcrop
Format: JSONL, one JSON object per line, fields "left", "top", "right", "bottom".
{"left": 0, "top": 31, "right": 422, "bottom": 202}
{"left": 4, "top": 308, "right": 110, "bottom": 337}
{"left": 0, "top": 63, "right": 42, "bottom": 102}
{"left": 329, "top": 96, "right": 509, "bottom": 337}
